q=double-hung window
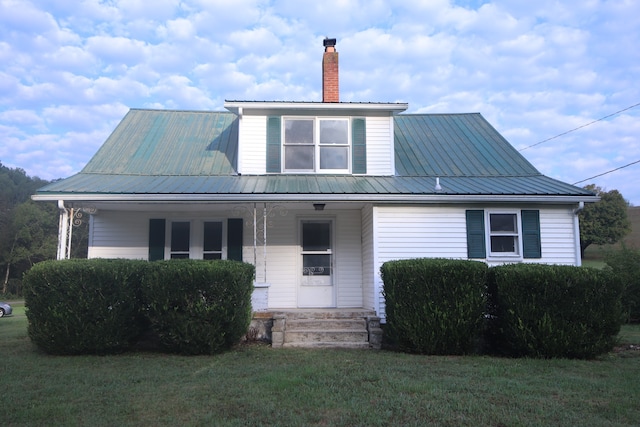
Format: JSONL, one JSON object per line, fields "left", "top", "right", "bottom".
{"left": 169, "top": 220, "right": 224, "bottom": 260}
{"left": 283, "top": 118, "right": 350, "bottom": 172}
{"left": 488, "top": 212, "right": 520, "bottom": 256}
{"left": 466, "top": 209, "right": 541, "bottom": 260}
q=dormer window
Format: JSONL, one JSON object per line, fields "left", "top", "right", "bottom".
{"left": 284, "top": 117, "right": 350, "bottom": 173}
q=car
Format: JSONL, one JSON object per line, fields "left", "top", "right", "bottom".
{"left": 0, "top": 301, "right": 12, "bottom": 318}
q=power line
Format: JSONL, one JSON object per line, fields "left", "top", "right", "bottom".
{"left": 572, "top": 159, "right": 640, "bottom": 185}
{"left": 519, "top": 101, "right": 640, "bottom": 151}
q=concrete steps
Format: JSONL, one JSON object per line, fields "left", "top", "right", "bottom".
{"left": 270, "top": 310, "right": 382, "bottom": 349}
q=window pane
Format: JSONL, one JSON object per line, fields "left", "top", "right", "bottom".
{"left": 491, "top": 236, "right": 516, "bottom": 253}
{"left": 302, "top": 222, "right": 330, "bottom": 251}
{"left": 320, "top": 146, "right": 348, "bottom": 169}
{"left": 490, "top": 214, "right": 517, "bottom": 232}
{"left": 203, "top": 253, "right": 222, "bottom": 260}
{"left": 170, "top": 253, "right": 190, "bottom": 259}
{"left": 171, "top": 222, "right": 190, "bottom": 252}
{"left": 285, "top": 119, "right": 313, "bottom": 144}
{"left": 203, "top": 221, "right": 222, "bottom": 252}
{"left": 303, "top": 254, "right": 331, "bottom": 276}
{"left": 320, "top": 120, "right": 348, "bottom": 144}
{"left": 285, "top": 145, "right": 314, "bottom": 170}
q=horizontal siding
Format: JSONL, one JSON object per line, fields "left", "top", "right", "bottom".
{"left": 366, "top": 116, "right": 394, "bottom": 175}
{"left": 361, "top": 204, "right": 375, "bottom": 310}
{"left": 88, "top": 212, "right": 149, "bottom": 259}
{"left": 335, "top": 210, "right": 363, "bottom": 307}
{"left": 372, "top": 204, "right": 581, "bottom": 320}
{"left": 239, "top": 115, "right": 267, "bottom": 174}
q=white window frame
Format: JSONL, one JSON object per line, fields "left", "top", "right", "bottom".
{"left": 282, "top": 117, "right": 351, "bottom": 173}
{"left": 167, "top": 219, "right": 227, "bottom": 260}
{"left": 485, "top": 210, "right": 523, "bottom": 259}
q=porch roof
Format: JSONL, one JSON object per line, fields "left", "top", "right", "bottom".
{"left": 33, "top": 173, "right": 596, "bottom": 203}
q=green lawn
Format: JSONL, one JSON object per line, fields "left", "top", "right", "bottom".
{"left": 2, "top": 301, "right": 640, "bottom": 426}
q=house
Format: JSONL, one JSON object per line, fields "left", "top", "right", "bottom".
{"left": 33, "top": 39, "right": 597, "bottom": 348}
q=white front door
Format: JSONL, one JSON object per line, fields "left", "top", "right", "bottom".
{"left": 298, "top": 220, "right": 335, "bottom": 307}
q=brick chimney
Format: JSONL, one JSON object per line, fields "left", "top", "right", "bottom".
{"left": 322, "top": 38, "right": 339, "bottom": 102}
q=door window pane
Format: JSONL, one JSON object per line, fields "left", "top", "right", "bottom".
{"left": 302, "top": 222, "right": 331, "bottom": 251}
{"left": 303, "top": 254, "right": 331, "bottom": 276}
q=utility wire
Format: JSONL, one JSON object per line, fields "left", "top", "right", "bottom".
{"left": 519, "top": 101, "right": 640, "bottom": 151}
{"left": 572, "top": 159, "right": 640, "bottom": 185}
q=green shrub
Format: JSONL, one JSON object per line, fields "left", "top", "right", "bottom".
{"left": 487, "top": 264, "right": 622, "bottom": 359}
{"left": 23, "top": 259, "right": 148, "bottom": 355}
{"left": 604, "top": 245, "right": 640, "bottom": 323}
{"left": 141, "top": 260, "right": 254, "bottom": 355}
{"left": 381, "top": 258, "right": 488, "bottom": 355}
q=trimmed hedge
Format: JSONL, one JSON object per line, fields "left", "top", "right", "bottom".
{"left": 142, "top": 259, "right": 254, "bottom": 355}
{"left": 487, "top": 264, "right": 623, "bottom": 359}
{"left": 23, "top": 259, "right": 148, "bottom": 355}
{"left": 381, "top": 258, "right": 488, "bottom": 355}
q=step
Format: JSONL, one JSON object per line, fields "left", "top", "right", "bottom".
{"left": 283, "top": 341, "right": 371, "bottom": 349}
{"left": 286, "top": 318, "right": 367, "bottom": 331}
{"left": 272, "top": 310, "right": 376, "bottom": 320}
{"left": 284, "top": 329, "right": 369, "bottom": 344}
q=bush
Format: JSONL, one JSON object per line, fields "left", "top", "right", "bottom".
{"left": 141, "top": 260, "right": 254, "bottom": 355}
{"left": 381, "top": 258, "right": 488, "bottom": 355}
{"left": 23, "top": 259, "right": 148, "bottom": 355}
{"left": 487, "top": 264, "right": 622, "bottom": 359}
{"left": 604, "top": 245, "right": 640, "bottom": 323}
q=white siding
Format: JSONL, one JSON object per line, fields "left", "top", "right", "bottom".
{"left": 88, "top": 212, "right": 149, "bottom": 259}
{"left": 238, "top": 115, "right": 267, "bottom": 175}
{"left": 371, "top": 204, "right": 581, "bottom": 321}
{"left": 361, "top": 204, "right": 375, "bottom": 310}
{"left": 366, "top": 116, "right": 394, "bottom": 175}
{"left": 256, "top": 209, "right": 364, "bottom": 309}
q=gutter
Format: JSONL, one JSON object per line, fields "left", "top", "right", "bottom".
{"left": 32, "top": 193, "right": 601, "bottom": 204}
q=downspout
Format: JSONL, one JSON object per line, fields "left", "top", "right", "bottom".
{"left": 573, "top": 202, "right": 584, "bottom": 266}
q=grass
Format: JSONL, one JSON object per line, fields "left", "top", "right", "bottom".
{"left": 2, "top": 301, "right": 640, "bottom": 426}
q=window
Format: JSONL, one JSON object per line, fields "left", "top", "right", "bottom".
{"left": 203, "top": 221, "right": 223, "bottom": 260}
{"left": 488, "top": 213, "right": 519, "bottom": 256}
{"left": 149, "top": 219, "right": 243, "bottom": 261}
{"left": 170, "top": 221, "right": 190, "bottom": 259}
{"left": 284, "top": 118, "right": 350, "bottom": 172}
{"left": 466, "top": 209, "right": 541, "bottom": 260}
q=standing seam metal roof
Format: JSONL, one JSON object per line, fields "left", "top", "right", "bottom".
{"left": 35, "top": 108, "right": 594, "bottom": 198}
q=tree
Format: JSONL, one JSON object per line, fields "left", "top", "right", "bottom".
{"left": 579, "top": 184, "right": 631, "bottom": 257}
{"left": 2, "top": 200, "right": 58, "bottom": 294}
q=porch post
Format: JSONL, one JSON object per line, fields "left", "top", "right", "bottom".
{"left": 56, "top": 200, "right": 72, "bottom": 260}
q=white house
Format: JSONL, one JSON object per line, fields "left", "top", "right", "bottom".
{"left": 33, "top": 39, "right": 597, "bottom": 348}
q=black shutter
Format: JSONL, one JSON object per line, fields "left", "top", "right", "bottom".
{"left": 148, "top": 219, "right": 165, "bottom": 261}
{"left": 522, "top": 210, "right": 541, "bottom": 258}
{"left": 227, "top": 218, "right": 243, "bottom": 261}
{"left": 352, "top": 118, "right": 366, "bottom": 174}
{"left": 466, "top": 210, "right": 486, "bottom": 259}
{"left": 266, "top": 116, "right": 281, "bottom": 173}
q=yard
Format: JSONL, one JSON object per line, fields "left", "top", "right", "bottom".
{"left": 2, "top": 301, "right": 639, "bottom": 426}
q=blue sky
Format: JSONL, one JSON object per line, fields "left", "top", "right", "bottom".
{"left": 1, "top": 0, "right": 639, "bottom": 204}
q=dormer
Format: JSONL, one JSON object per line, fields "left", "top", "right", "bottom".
{"left": 224, "top": 39, "right": 408, "bottom": 176}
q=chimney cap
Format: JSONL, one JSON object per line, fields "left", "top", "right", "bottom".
{"left": 323, "top": 38, "right": 336, "bottom": 47}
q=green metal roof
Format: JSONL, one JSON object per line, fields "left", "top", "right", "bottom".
{"left": 35, "top": 108, "right": 595, "bottom": 201}
{"left": 395, "top": 114, "right": 539, "bottom": 177}
{"left": 82, "top": 109, "right": 238, "bottom": 176}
